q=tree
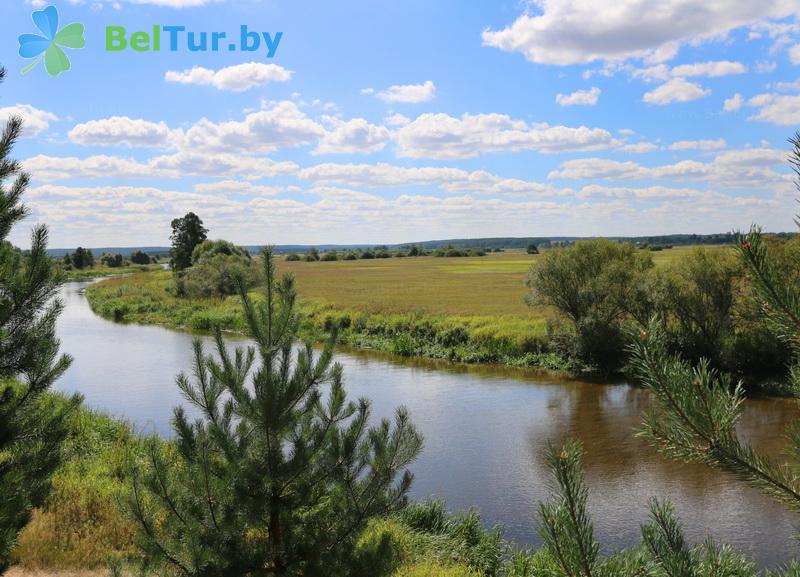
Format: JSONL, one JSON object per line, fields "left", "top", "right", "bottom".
{"left": 70, "top": 246, "right": 94, "bottom": 269}
{"left": 526, "top": 243, "right": 539, "bottom": 255}
{"left": 304, "top": 246, "right": 320, "bottom": 262}
{"left": 408, "top": 244, "right": 420, "bottom": 257}
{"left": 0, "top": 67, "right": 80, "bottom": 573}
{"left": 526, "top": 239, "right": 653, "bottom": 371}
{"left": 170, "top": 212, "right": 207, "bottom": 271}
{"left": 129, "top": 250, "right": 151, "bottom": 265}
{"left": 183, "top": 240, "right": 257, "bottom": 298}
{"left": 126, "top": 249, "right": 423, "bottom": 577}
{"left": 100, "top": 252, "right": 124, "bottom": 268}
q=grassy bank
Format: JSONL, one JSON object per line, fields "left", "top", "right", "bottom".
{"left": 83, "top": 248, "right": 722, "bottom": 374}
{"left": 84, "top": 248, "right": 709, "bottom": 374}
{"left": 84, "top": 253, "right": 585, "bottom": 372}
{"left": 62, "top": 264, "right": 162, "bottom": 282}
{"left": 9, "top": 397, "right": 500, "bottom": 577}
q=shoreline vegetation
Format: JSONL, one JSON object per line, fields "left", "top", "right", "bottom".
{"left": 83, "top": 241, "right": 799, "bottom": 394}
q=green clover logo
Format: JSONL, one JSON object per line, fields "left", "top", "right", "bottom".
{"left": 18, "top": 5, "right": 85, "bottom": 77}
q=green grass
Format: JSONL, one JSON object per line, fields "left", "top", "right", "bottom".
{"left": 84, "top": 254, "right": 573, "bottom": 371}
{"left": 84, "top": 247, "right": 729, "bottom": 373}
{"left": 62, "top": 264, "right": 162, "bottom": 282}
{"left": 7, "top": 399, "right": 500, "bottom": 576}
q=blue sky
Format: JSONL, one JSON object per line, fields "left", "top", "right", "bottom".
{"left": 2, "top": 0, "right": 800, "bottom": 248}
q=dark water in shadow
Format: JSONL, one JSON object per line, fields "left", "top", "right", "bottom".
{"left": 55, "top": 280, "right": 800, "bottom": 567}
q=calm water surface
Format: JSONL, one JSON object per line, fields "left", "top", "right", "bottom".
{"left": 55, "top": 280, "right": 800, "bottom": 567}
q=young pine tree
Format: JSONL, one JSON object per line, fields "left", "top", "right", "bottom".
{"left": 0, "top": 66, "right": 79, "bottom": 573}
{"left": 126, "top": 248, "right": 423, "bottom": 577}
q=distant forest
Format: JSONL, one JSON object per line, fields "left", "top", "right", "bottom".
{"left": 46, "top": 231, "right": 796, "bottom": 257}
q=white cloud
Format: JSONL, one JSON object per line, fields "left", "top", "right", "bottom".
{"left": 724, "top": 93, "right": 744, "bottom": 111}
{"left": 556, "top": 87, "right": 601, "bottom": 106}
{"left": 375, "top": 81, "right": 436, "bottom": 103}
{"left": 69, "top": 116, "right": 179, "bottom": 148}
{"left": 385, "top": 113, "right": 411, "bottom": 126}
{"left": 182, "top": 101, "right": 326, "bottom": 153}
{"left": 548, "top": 148, "right": 790, "bottom": 190}
{"left": 643, "top": 78, "right": 710, "bottom": 105}
{"left": 0, "top": 105, "right": 58, "bottom": 137}
{"left": 165, "top": 63, "right": 293, "bottom": 92}
{"left": 24, "top": 152, "right": 298, "bottom": 181}
{"left": 671, "top": 60, "right": 747, "bottom": 77}
{"left": 193, "top": 180, "right": 287, "bottom": 197}
{"left": 746, "top": 93, "right": 800, "bottom": 125}
{"left": 315, "top": 118, "right": 391, "bottom": 154}
{"left": 789, "top": 44, "right": 800, "bottom": 64}
{"left": 298, "top": 162, "right": 568, "bottom": 198}
{"left": 394, "top": 112, "right": 617, "bottom": 159}
{"left": 482, "top": 0, "right": 798, "bottom": 66}
{"left": 619, "top": 142, "right": 659, "bottom": 153}
{"left": 668, "top": 138, "right": 727, "bottom": 150}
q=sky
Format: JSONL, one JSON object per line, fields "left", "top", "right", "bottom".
{"left": 2, "top": 0, "right": 800, "bottom": 248}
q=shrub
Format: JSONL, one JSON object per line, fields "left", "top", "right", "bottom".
{"left": 285, "top": 253, "right": 301, "bottom": 261}
{"left": 526, "top": 239, "right": 653, "bottom": 372}
{"left": 321, "top": 251, "right": 339, "bottom": 261}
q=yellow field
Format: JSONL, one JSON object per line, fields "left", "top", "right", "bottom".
{"left": 279, "top": 246, "right": 709, "bottom": 318}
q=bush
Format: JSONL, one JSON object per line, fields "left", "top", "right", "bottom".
{"left": 361, "top": 250, "right": 376, "bottom": 259}
{"left": 343, "top": 252, "right": 358, "bottom": 260}
{"left": 526, "top": 239, "right": 653, "bottom": 372}
{"left": 129, "top": 250, "right": 151, "bottom": 265}
{"left": 305, "top": 247, "right": 320, "bottom": 261}
{"left": 321, "top": 251, "right": 339, "bottom": 261}
{"left": 285, "top": 253, "right": 301, "bottom": 261}
{"left": 182, "top": 242, "right": 258, "bottom": 299}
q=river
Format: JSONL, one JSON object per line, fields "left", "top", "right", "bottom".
{"left": 54, "top": 280, "right": 800, "bottom": 567}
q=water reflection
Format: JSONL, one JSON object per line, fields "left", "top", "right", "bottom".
{"left": 55, "top": 281, "right": 800, "bottom": 567}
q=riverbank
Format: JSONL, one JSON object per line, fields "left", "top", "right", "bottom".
{"left": 84, "top": 265, "right": 584, "bottom": 374}
{"left": 63, "top": 264, "right": 162, "bottom": 282}
{"left": 8, "top": 395, "right": 497, "bottom": 577}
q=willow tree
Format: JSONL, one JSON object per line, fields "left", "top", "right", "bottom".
{"left": 0, "top": 66, "right": 78, "bottom": 573}
{"left": 126, "top": 249, "right": 423, "bottom": 577}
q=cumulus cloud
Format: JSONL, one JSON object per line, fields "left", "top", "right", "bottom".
{"left": 24, "top": 152, "right": 297, "bottom": 181}
{"left": 724, "top": 93, "right": 744, "bottom": 111}
{"left": 619, "top": 142, "right": 659, "bottom": 153}
{"left": 643, "top": 78, "right": 710, "bottom": 105}
{"left": 789, "top": 44, "right": 800, "bottom": 64}
{"left": 193, "top": 180, "right": 287, "bottom": 196}
{"left": 374, "top": 81, "right": 436, "bottom": 103}
{"left": 165, "top": 63, "right": 293, "bottom": 92}
{"left": 182, "top": 101, "right": 326, "bottom": 153}
{"left": 556, "top": 87, "right": 601, "bottom": 106}
{"left": 746, "top": 93, "right": 800, "bottom": 125}
{"left": 394, "top": 112, "right": 617, "bottom": 159}
{"left": 298, "top": 162, "right": 568, "bottom": 197}
{"left": 548, "top": 148, "right": 790, "bottom": 189}
{"left": 482, "top": 0, "right": 798, "bottom": 66}
{"left": 671, "top": 60, "right": 747, "bottom": 77}
{"left": 0, "top": 105, "right": 58, "bottom": 137}
{"left": 315, "top": 118, "right": 391, "bottom": 154}
{"left": 69, "top": 116, "right": 179, "bottom": 148}
{"left": 668, "top": 139, "right": 727, "bottom": 150}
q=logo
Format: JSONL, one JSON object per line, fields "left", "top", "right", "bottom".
{"left": 18, "top": 5, "right": 85, "bottom": 77}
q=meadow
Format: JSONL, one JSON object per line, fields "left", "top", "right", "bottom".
{"left": 84, "top": 246, "right": 706, "bottom": 373}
